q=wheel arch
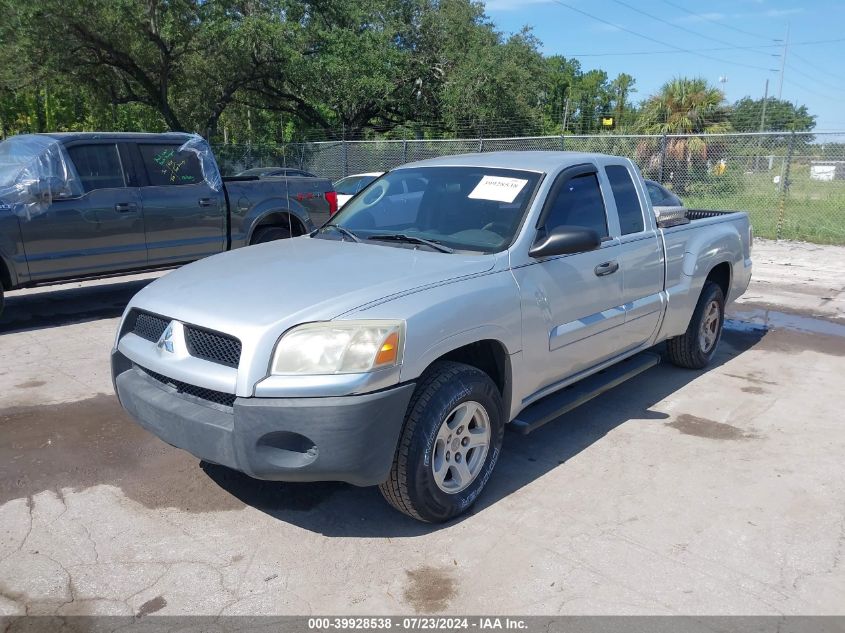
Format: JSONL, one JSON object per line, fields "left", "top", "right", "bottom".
{"left": 705, "top": 260, "right": 731, "bottom": 299}
{"left": 415, "top": 338, "right": 513, "bottom": 422}
{"left": 248, "top": 209, "right": 308, "bottom": 244}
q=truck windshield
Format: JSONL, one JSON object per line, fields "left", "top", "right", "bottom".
{"left": 326, "top": 167, "right": 541, "bottom": 253}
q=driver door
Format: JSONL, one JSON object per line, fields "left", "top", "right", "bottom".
{"left": 513, "top": 165, "right": 626, "bottom": 398}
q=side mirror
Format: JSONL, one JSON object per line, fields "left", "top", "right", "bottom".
{"left": 28, "top": 176, "right": 66, "bottom": 201}
{"left": 529, "top": 225, "right": 601, "bottom": 258}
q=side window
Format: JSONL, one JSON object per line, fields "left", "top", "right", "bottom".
{"left": 605, "top": 165, "right": 644, "bottom": 235}
{"left": 543, "top": 172, "right": 608, "bottom": 238}
{"left": 66, "top": 144, "right": 125, "bottom": 192}
{"left": 138, "top": 144, "right": 204, "bottom": 186}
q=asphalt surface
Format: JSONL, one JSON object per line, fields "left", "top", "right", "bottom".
{"left": 0, "top": 240, "right": 843, "bottom": 616}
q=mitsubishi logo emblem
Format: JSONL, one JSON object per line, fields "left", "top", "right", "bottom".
{"left": 156, "top": 323, "right": 175, "bottom": 353}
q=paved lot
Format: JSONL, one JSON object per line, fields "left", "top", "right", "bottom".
{"left": 1, "top": 239, "right": 843, "bottom": 616}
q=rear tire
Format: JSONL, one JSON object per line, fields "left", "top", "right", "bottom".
{"left": 379, "top": 361, "right": 504, "bottom": 523}
{"left": 666, "top": 281, "right": 725, "bottom": 369}
{"left": 251, "top": 225, "right": 292, "bottom": 245}
{"left": 0, "top": 284, "right": 4, "bottom": 319}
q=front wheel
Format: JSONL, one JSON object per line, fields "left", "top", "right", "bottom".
{"left": 379, "top": 361, "right": 504, "bottom": 522}
{"left": 666, "top": 281, "right": 725, "bottom": 369}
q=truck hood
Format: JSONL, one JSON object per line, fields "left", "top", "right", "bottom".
{"left": 129, "top": 236, "right": 496, "bottom": 337}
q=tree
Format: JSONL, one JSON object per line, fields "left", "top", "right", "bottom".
{"left": 730, "top": 96, "right": 815, "bottom": 132}
{"left": 610, "top": 73, "right": 636, "bottom": 130}
{"left": 636, "top": 77, "right": 731, "bottom": 189}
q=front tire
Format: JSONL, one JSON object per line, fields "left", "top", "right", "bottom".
{"left": 666, "top": 281, "right": 725, "bottom": 369}
{"left": 379, "top": 361, "right": 504, "bottom": 523}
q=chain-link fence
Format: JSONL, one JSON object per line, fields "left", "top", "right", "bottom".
{"left": 213, "top": 132, "right": 845, "bottom": 245}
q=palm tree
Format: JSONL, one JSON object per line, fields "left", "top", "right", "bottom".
{"left": 636, "top": 77, "right": 731, "bottom": 188}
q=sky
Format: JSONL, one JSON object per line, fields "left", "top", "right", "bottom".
{"left": 483, "top": 0, "right": 845, "bottom": 131}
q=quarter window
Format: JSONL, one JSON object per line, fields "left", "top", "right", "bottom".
{"left": 66, "top": 144, "right": 125, "bottom": 192}
{"left": 138, "top": 144, "right": 204, "bottom": 187}
{"left": 542, "top": 172, "right": 608, "bottom": 238}
{"left": 605, "top": 165, "right": 644, "bottom": 234}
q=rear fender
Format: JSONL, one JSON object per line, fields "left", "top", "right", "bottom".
{"left": 659, "top": 221, "right": 743, "bottom": 339}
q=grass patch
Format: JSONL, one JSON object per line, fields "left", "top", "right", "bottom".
{"left": 678, "top": 164, "right": 845, "bottom": 245}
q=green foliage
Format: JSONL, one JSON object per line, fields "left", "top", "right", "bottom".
{"left": 0, "top": 2, "right": 820, "bottom": 146}
{"left": 638, "top": 77, "right": 731, "bottom": 135}
{"left": 731, "top": 96, "right": 815, "bottom": 133}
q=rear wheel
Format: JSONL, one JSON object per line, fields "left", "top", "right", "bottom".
{"left": 0, "top": 284, "right": 4, "bottom": 319}
{"left": 379, "top": 361, "right": 504, "bottom": 522}
{"left": 251, "top": 225, "right": 291, "bottom": 245}
{"left": 666, "top": 281, "right": 725, "bottom": 369}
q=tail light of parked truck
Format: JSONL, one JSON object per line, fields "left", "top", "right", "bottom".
{"left": 326, "top": 191, "right": 338, "bottom": 216}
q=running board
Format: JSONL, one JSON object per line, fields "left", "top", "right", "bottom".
{"left": 510, "top": 352, "right": 661, "bottom": 435}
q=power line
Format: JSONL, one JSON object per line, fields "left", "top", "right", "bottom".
{"left": 784, "top": 63, "right": 845, "bottom": 94}
{"left": 782, "top": 76, "right": 839, "bottom": 101}
{"left": 660, "top": 0, "right": 775, "bottom": 42}
{"left": 549, "top": 0, "right": 778, "bottom": 73}
{"left": 567, "top": 37, "right": 845, "bottom": 58}
{"left": 789, "top": 50, "right": 845, "bottom": 87}
{"left": 611, "top": 0, "right": 771, "bottom": 55}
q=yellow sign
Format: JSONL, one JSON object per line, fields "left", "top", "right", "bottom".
{"left": 601, "top": 117, "right": 614, "bottom": 127}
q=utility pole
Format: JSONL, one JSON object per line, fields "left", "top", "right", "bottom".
{"left": 777, "top": 23, "right": 790, "bottom": 99}
{"left": 756, "top": 79, "right": 769, "bottom": 171}
{"left": 562, "top": 97, "right": 570, "bottom": 134}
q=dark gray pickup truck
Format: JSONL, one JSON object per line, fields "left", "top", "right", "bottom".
{"left": 0, "top": 132, "right": 336, "bottom": 314}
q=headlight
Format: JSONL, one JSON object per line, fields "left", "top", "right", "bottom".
{"left": 271, "top": 320, "right": 404, "bottom": 375}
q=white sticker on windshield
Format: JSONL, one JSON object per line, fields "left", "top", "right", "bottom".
{"left": 468, "top": 175, "right": 529, "bottom": 203}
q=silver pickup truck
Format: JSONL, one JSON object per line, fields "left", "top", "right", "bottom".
{"left": 111, "top": 151, "right": 753, "bottom": 522}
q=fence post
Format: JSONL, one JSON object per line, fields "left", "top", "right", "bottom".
{"left": 776, "top": 131, "right": 796, "bottom": 241}
{"left": 403, "top": 139, "right": 408, "bottom": 164}
{"left": 560, "top": 134, "right": 565, "bottom": 151}
{"left": 658, "top": 133, "right": 668, "bottom": 182}
{"left": 342, "top": 139, "right": 349, "bottom": 177}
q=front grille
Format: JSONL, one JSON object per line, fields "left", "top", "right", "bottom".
{"left": 131, "top": 311, "right": 169, "bottom": 342}
{"left": 123, "top": 309, "right": 242, "bottom": 368}
{"left": 185, "top": 326, "right": 242, "bottom": 368}
{"left": 138, "top": 365, "right": 236, "bottom": 408}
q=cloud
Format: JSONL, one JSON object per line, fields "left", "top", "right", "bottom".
{"left": 589, "top": 22, "right": 622, "bottom": 33}
{"left": 485, "top": 0, "right": 554, "bottom": 10}
{"left": 764, "top": 8, "right": 804, "bottom": 17}
{"left": 675, "top": 12, "right": 727, "bottom": 24}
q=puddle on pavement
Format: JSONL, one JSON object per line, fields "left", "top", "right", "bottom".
{"left": 724, "top": 306, "right": 845, "bottom": 357}
{"left": 666, "top": 414, "right": 758, "bottom": 441}
{"left": 0, "top": 395, "right": 245, "bottom": 511}
{"left": 403, "top": 566, "right": 457, "bottom": 613}
{"left": 0, "top": 394, "right": 345, "bottom": 515}
{"left": 728, "top": 307, "right": 845, "bottom": 338}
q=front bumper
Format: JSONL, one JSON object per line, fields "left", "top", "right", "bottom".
{"left": 112, "top": 354, "right": 415, "bottom": 486}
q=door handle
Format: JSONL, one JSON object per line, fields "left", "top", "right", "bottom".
{"left": 198, "top": 197, "right": 215, "bottom": 208}
{"left": 594, "top": 260, "right": 619, "bottom": 277}
{"left": 114, "top": 202, "right": 137, "bottom": 213}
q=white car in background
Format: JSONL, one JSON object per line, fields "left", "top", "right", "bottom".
{"left": 334, "top": 172, "right": 383, "bottom": 208}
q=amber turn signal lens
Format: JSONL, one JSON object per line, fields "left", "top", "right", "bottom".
{"left": 375, "top": 331, "right": 400, "bottom": 366}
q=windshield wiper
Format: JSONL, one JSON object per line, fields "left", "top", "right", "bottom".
{"left": 367, "top": 233, "right": 454, "bottom": 254}
{"left": 318, "top": 224, "right": 361, "bottom": 243}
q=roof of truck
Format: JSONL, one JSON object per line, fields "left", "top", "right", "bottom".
{"left": 37, "top": 132, "right": 194, "bottom": 143}
{"left": 400, "top": 151, "right": 625, "bottom": 173}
